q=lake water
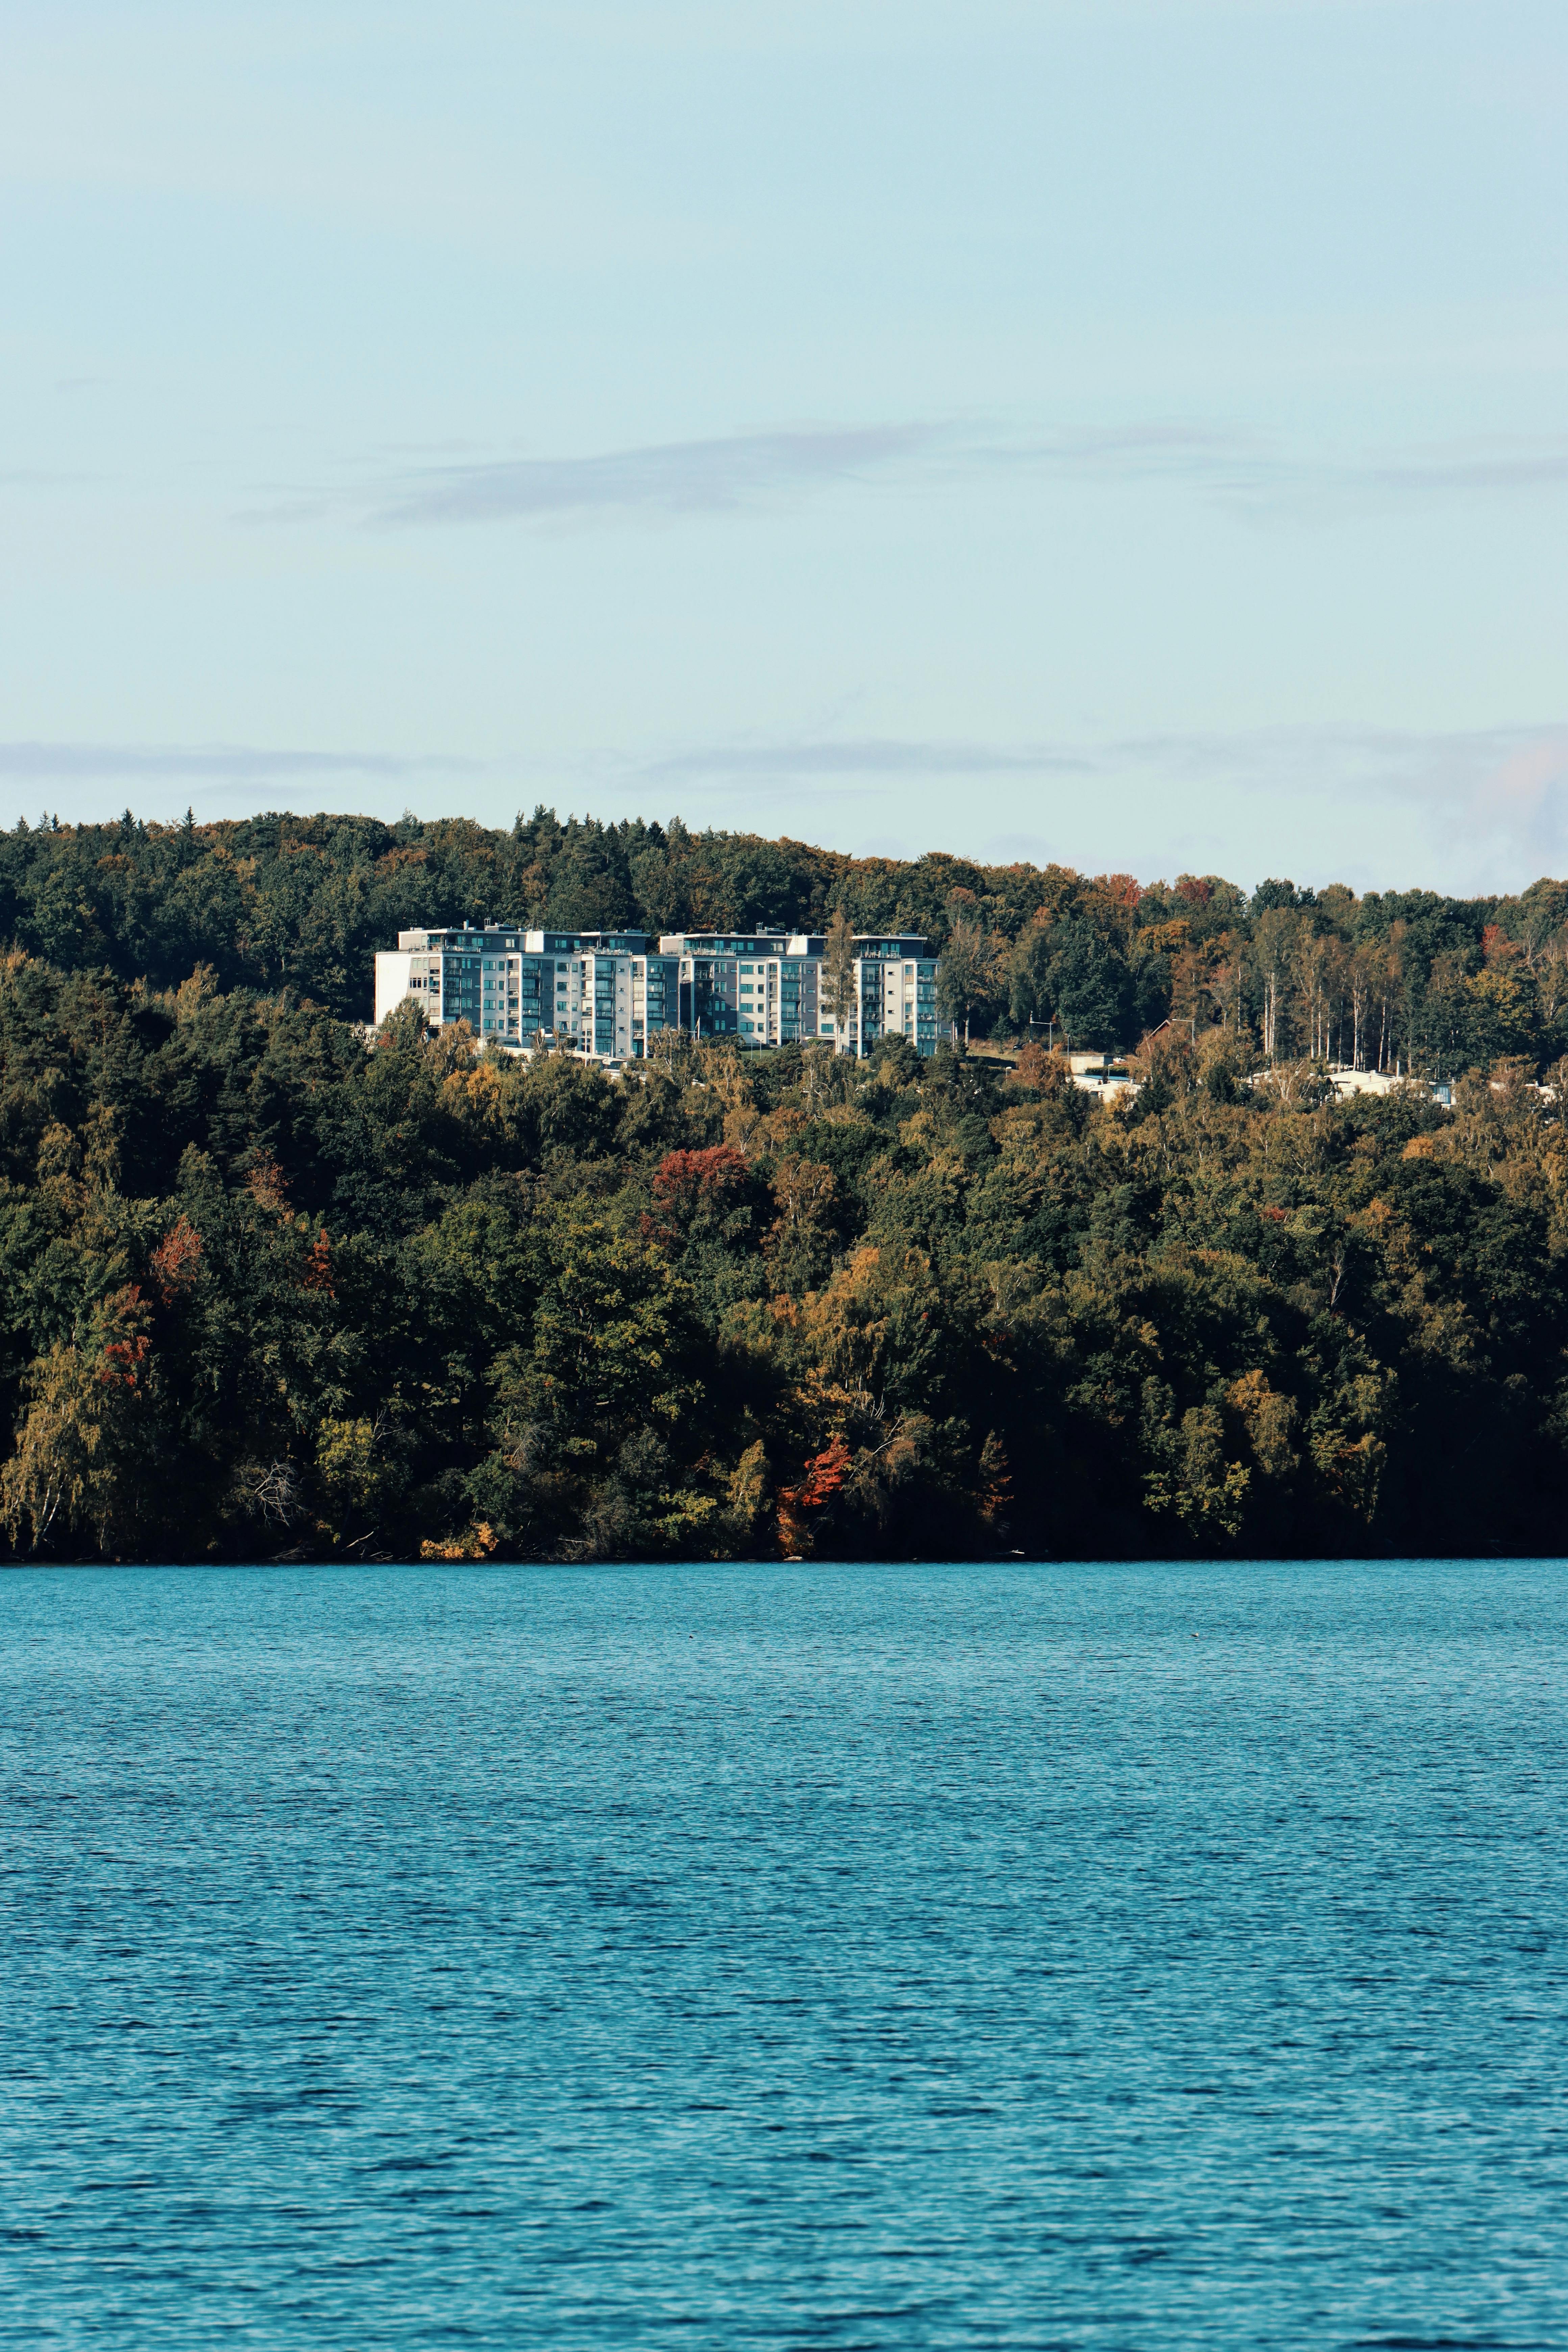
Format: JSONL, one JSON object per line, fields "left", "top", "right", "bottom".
{"left": 2, "top": 1561, "right": 1565, "bottom": 2349}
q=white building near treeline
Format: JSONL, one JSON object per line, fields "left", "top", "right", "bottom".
{"left": 374, "top": 924, "right": 941, "bottom": 1067}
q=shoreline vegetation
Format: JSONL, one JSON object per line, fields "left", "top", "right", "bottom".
{"left": 4, "top": 806, "right": 1568, "bottom": 1566}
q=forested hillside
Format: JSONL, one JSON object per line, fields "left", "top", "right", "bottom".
{"left": 3, "top": 806, "right": 1568, "bottom": 1564}
{"left": 7, "top": 804, "right": 1568, "bottom": 1072}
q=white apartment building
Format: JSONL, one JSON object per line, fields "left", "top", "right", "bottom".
{"left": 373, "top": 927, "right": 676, "bottom": 1060}
{"left": 374, "top": 924, "right": 941, "bottom": 1064}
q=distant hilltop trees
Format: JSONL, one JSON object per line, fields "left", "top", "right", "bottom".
{"left": 4, "top": 804, "right": 1568, "bottom": 1081}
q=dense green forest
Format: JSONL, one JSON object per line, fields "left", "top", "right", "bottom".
{"left": 3, "top": 805, "right": 1568, "bottom": 1564}
{"left": 7, "top": 802, "right": 1568, "bottom": 1069}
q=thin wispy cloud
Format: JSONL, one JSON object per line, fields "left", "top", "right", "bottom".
{"left": 630, "top": 722, "right": 1568, "bottom": 891}
{"left": 1220, "top": 441, "right": 1568, "bottom": 521}
{"left": 1349, "top": 446, "right": 1568, "bottom": 497}
{"left": 647, "top": 720, "right": 1568, "bottom": 798}
{"left": 236, "top": 417, "right": 1568, "bottom": 535}
{"left": 1101, "top": 721, "right": 1566, "bottom": 784}
{"left": 0, "top": 742, "right": 480, "bottom": 782}
{"left": 380, "top": 423, "right": 945, "bottom": 526}
{"left": 990, "top": 429, "right": 1568, "bottom": 515}
{"left": 240, "top": 425, "right": 948, "bottom": 531}
{"left": 0, "top": 469, "right": 100, "bottom": 487}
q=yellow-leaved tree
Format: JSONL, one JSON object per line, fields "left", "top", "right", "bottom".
{"left": 1, "top": 1288, "right": 153, "bottom": 1557}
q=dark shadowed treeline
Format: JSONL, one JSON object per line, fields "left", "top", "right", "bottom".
{"left": 2, "top": 938, "right": 1566, "bottom": 1565}
{"left": 6, "top": 805, "right": 1568, "bottom": 1073}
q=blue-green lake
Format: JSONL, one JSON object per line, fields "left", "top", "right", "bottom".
{"left": 3, "top": 1561, "right": 1564, "bottom": 2347}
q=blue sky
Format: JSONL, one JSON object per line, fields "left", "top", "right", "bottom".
{"left": 3, "top": 0, "right": 1565, "bottom": 892}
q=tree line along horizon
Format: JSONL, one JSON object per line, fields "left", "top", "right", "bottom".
{"left": 2, "top": 802, "right": 1568, "bottom": 1568}
{"left": 6, "top": 802, "right": 1568, "bottom": 1073}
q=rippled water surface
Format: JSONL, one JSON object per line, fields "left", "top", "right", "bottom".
{"left": 3, "top": 1561, "right": 1566, "bottom": 2349}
